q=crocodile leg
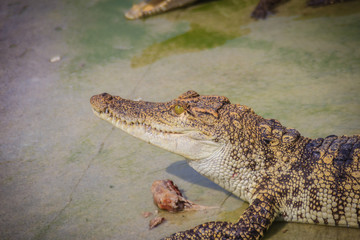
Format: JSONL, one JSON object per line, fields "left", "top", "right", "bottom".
{"left": 163, "top": 193, "right": 278, "bottom": 240}
{"left": 251, "top": 0, "right": 283, "bottom": 19}
{"left": 125, "top": 0, "right": 198, "bottom": 20}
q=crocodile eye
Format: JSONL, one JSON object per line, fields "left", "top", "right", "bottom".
{"left": 174, "top": 105, "right": 185, "bottom": 115}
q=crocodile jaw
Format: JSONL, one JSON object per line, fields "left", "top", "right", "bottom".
{"left": 92, "top": 107, "right": 223, "bottom": 161}
{"left": 125, "top": 0, "right": 197, "bottom": 20}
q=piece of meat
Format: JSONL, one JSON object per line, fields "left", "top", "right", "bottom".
{"left": 151, "top": 179, "right": 217, "bottom": 212}
{"left": 149, "top": 216, "right": 166, "bottom": 229}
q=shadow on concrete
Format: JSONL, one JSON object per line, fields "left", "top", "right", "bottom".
{"left": 166, "top": 160, "right": 231, "bottom": 194}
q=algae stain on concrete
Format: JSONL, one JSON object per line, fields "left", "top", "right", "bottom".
{"left": 131, "top": 23, "right": 246, "bottom": 67}
{"left": 130, "top": 0, "right": 256, "bottom": 68}
{"left": 65, "top": 0, "right": 197, "bottom": 73}
{"left": 130, "top": 0, "right": 360, "bottom": 68}
{"left": 64, "top": 0, "right": 360, "bottom": 72}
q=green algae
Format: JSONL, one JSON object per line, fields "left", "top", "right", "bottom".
{"left": 130, "top": 23, "right": 245, "bottom": 67}
{"left": 129, "top": 0, "right": 360, "bottom": 68}
{"left": 130, "top": 0, "right": 256, "bottom": 67}
{"left": 66, "top": 0, "right": 360, "bottom": 71}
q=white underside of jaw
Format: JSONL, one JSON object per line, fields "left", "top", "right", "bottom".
{"left": 93, "top": 109, "right": 223, "bottom": 160}
{"left": 125, "top": 0, "right": 171, "bottom": 20}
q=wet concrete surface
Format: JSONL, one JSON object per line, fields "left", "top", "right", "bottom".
{"left": 0, "top": 0, "right": 360, "bottom": 239}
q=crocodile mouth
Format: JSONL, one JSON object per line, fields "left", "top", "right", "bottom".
{"left": 92, "top": 107, "right": 181, "bottom": 136}
{"left": 125, "top": 0, "right": 196, "bottom": 20}
{"left": 125, "top": 0, "right": 165, "bottom": 20}
{"left": 91, "top": 103, "right": 222, "bottom": 160}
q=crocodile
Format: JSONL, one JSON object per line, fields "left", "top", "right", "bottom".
{"left": 125, "top": 0, "right": 350, "bottom": 20}
{"left": 90, "top": 90, "right": 360, "bottom": 239}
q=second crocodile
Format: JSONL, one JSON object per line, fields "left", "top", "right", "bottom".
{"left": 125, "top": 0, "right": 351, "bottom": 20}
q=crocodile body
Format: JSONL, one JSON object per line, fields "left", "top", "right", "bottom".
{"left": 90, "top": 90, "right": 360, "bottom": 239}
{"left": 125, "top": 0, "right": 349, "bottom": 20}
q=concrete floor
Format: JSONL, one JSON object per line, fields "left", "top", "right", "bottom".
{"left": 0, "top": 0, "right": 360, "bottom": 239}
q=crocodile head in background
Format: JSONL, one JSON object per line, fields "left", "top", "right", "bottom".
{"left": 125, "top": 0, "right": 197, "bottom": 20}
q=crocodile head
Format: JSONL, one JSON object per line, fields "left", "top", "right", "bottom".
{"left": 90, "top": 90, "right": 230, "bottom": 161}
{"left": 90, "top": 90, "right": 308, "bottom": 201}
{"left": 125, "top": 0, "right": 197, "bottom": 20}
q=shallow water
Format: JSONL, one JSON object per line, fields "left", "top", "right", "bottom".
{"left": 0, "top": 0, "right": 359, "bottom": 239}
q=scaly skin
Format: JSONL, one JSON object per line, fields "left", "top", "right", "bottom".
{"left": 124, "top": 0, "right": 351, "bottom": 20}
{"left": 90, "top": 90, "right": 360, "bottom": 239}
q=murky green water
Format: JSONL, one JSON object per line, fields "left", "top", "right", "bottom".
{"left": 1, "top": 0, "right": 359, "bottom": 239}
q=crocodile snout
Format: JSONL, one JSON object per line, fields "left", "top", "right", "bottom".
{"left": 90, "top": 93, "right": 113, "bottom": 112}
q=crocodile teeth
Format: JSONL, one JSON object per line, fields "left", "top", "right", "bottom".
{"left": 94, "top": 107, "right": 179, "bottom": 135}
